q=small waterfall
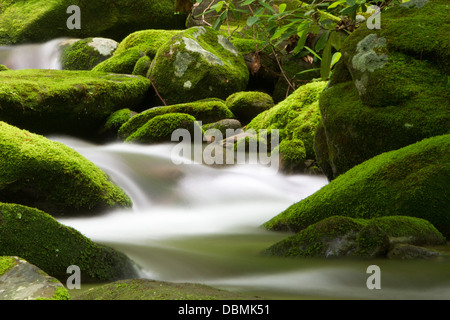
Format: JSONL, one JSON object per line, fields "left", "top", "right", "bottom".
{"left": 0, "top": 38, "right": 71, "bottom": 70}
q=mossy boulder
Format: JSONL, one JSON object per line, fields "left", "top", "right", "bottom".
{"left": 73, "top": 278, "right": 262, "bottom": 300}
{"left": 264, "top": 134, "right": 450, "bottom": 237}
{"left": 315, "top": 0, "right": 450, "bottom": 179}
{"left": 0, "top": 122, "right": 132, "bottom": 216}
{"left": 225, "top": 91, "right": 274, "bottom": 125}
{"left": 148, "top": 26, "right": 249, "bottom": 105}
{"left": 118, "top": 99, "right": 234, "bottom": 140}
{"left": 274, "top": 139, "right": 308, "bottom": 174}
{"left": 125, "top": 113, "right": 202, "bottom": 144}
{"left": 202, "top": 119, "right": 242, "bottom": 137}
{"left": 246, "top": 81, "right": 327, "bottom": 166}
{"left": 0, "top": 203, "right": 137, "bottom": 283}
{"left": 100, "top": 108, "right": 138, "bottom": 140}
{"left": 93, "top": 29, "right": 180, "bottom": 75}
{"left": 60, "top": 37, "right": 118, "bottom": 70}
{"left": 0, "top": 69, "right": 150, "bottom": 138}
{"left": 0, "top": 65, "right": 8, "bottom": 71}
{"left": 0, "top": 0, "right": 186, "bottom": 45}
{"left": 265, "top": 216, "right": 446, "bottom": 258}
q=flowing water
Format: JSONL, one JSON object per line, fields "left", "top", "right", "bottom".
{"left": 52, "top": 137, "right": 450, "bottom": 300}
{"left": 2, "top": 40, "right": 449, "bottom": 300}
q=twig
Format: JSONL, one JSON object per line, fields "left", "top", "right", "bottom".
{"left": 150, "top": 79, "right": 167, "bottom": 106}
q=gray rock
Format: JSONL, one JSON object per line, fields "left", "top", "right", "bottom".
{"left": 387, "top": 244, "right": 443, "bottom": 260}
{"left": 0, "top": 257, "right": 68, "bottom": 300}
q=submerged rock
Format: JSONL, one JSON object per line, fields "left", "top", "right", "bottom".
{"left": 148, "top": 26, "right": 249, "bottom": 105}
{"left": 0, "top": 256, "right": 70, "bottom": 300}
{"left": 0, "top": 69, "right": 150, "bottom": 138}
{"left": 0, "top": 122, "right": 132, "bottom": 216}
{"left": 315, "top": 0, "right": 450, "bottom": 179}
{"left": 0, "top": 203, "right": 138, "bottom": 283}
{"left": 264, "top": 134, "right": 450, "bottom": 238}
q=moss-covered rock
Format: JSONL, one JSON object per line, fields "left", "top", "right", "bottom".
{"left": 274, "top": 139, "right": 307, "bottom": 173}
{"left": 148, "top": 26, "right": 249, "bottom": 105}
{"left": 0, "top": 65, "right": 8, "bottom": 71}
{"left": 202, "top": 119, "right": 242, "bottom": 137}
{"left": 315, "top": 0, "right": 450, "bottom": 179}
{"left": 73, "top": 278, "right": 262, "bottom": 300}
{"left": 60, "top": 38, "right": 118, "bottom": 70}
{"left": 125, "top": 113, "right": 202, "bottom": 144}
{"left": 0, "top": 0, "right": 187, "bottom": 45}
{"left": 225, "top": 91, "right": 274, "bottom": 125}
{"left": 100, "top": 108, "right": 138, "bottom": 140}
{"left": 93, "top": 29, "right": 180, "bottom": 75}
{"left": 0, "top": 122, "right": 132, "bottom": 216}
{"left": 118, "top": 99, "right": 234, "bottom": 140}
{"left": 265, "top": 215, "right": 446, "bottom": 258}
{"left": 247, "top": 81, "right": 327, "bottom": 161}
{"left": 0, "top": 69, "right": 150, "bottom": 138}
{"left": 264, "top": 134, "right": 450, "bottom": 237}
{"left": 0, "top": 203, "right": 137, "bottom": 283}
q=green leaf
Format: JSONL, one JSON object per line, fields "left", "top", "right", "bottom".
{"left": 215, "top": 1, "right": 225, "bottom": 13}
{"left": 331, "top": 52, "right": 342, "bottom": 68}
{"left": 279, "top": 3, "right": 287, "bottom": 14}
{"left": 247, "top": 15, "right": 259, "bottom": 26}
{"left": 328, "top": 0, "right": 347, "bottom": 9}
{"left": 240, "top": 0, "right": 256, "bottom": 6}
{"left": 315, "top": 30, "right": 330, "bottom": 52}
{"left": 346, "top": 0, "right": 356, "bottom": 6}
{"left": 304, "top": 46, "right": 322, "bottom": 61}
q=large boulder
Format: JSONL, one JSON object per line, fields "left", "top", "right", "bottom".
{"left": 0, "top": 122, "right": 132, "bottom": 216}
{"left": 92, "top": 29, "right": 181, "bottom": 75}
{"left": 315, "top": 0, "right": 450, "bottom": 180}
{"left": 265, "top": 216, "right": 446, "bottom": 259}
{"left": 264, "top": 134, "right": 450, "bottom": 238}
{"left": 0, "top": 69, "right": 150, "bottom": 138}
{"left": 147, "top": 26, "right": 249, "bottom": 105}
{"left": 0, "top": 0, "right": 186, "bottom": 45}
{"left": 60, "top": 37, "right": 118, "bottom": 70}
{"left": 0, "top": 203, "right": 137, "bottom": 283}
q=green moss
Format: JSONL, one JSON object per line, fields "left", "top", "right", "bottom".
{"left": 0, "top": 69, "right": 150, "bottom": 138}
{"left": 264, "top": 134, "right": 450, "bottom": 237}
{"left": 148, "top": 26, "right": 249, "bottom": 105}
{"left": 0, "top": 122, "right": 132, "bottom": 216}
{"left": 247, "top": 81, "right": 327, "bottom": 160}
{"left": 118, "top": 99, "right": 234, "bottom": 140}
{"left": 0, "top": 256, "right": 17, "bottom": 276}
{"left": 73, "top": 278, "right": 262, "bottom": 300}
{"left": 125, "top": 113, "right": 202, "bottom": 144}
{"left": 0, "top": 0, "right": 187, "bottom": 45}
{"left": 103, "top": 108, "right": 136, "bottom": 135}
{"left": 275, "top": 139, "right": 307, "bottom": 172}
{"left": 36, "top": 287, "right": 71, "bottom": 300}
{"left": 0, "top": 64, "right": 8, "bottom": 71}
{"left": 265, "top": 215, "right": 446, "bottom": 258}
{"left": 0, "top": 202, "right": 137, "bottom": 283}
{"left": 132, "top": 55, "right": 152, "bottom": 77}
{"left": 60, "top": 38, "right": 117, "bottom": 71}
{"left": 93, "top": 29, "right": 181, "bottom": 74}
{"left": 225, "top": 91, "right": 274, "bottom": 124}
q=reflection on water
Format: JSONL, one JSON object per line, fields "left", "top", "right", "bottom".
{"left": 53, "top": 137, "right": 450, "bottom": 300}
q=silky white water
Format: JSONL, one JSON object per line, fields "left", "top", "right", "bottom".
{"left": 53, "top": 137, "right": 450, "bottom": 300}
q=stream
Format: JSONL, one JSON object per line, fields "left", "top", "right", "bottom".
{"left": 2, "top": 39, "right": 450, "bottom": 300}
